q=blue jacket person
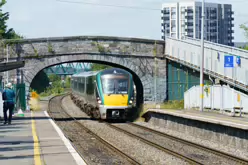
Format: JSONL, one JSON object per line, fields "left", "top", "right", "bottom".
{"left": 2, "top": 83, "right": 15, "bottom": 124}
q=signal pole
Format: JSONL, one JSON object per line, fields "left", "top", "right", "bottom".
{"left": 200, "top": 0, "right": 205, "bottom": 112}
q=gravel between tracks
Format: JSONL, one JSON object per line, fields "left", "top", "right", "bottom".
{"left": 49, "top": 96, "right": 132, "bottom": 165}
{"left": 62, "top": 95, "right": 190, "bottom": 165}
{"left": 114, "top": 123, "right": 244, "bottom": 165}
{"left": 135, "top": 121, "right": 248, "bottom": 161}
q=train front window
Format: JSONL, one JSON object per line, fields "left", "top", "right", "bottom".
{"left": 101, "top": 76, "right": 129, "bottom": 94}
{"left": 102, "top": 79, "right": 115, "bottom": 94}
{"left": 117, "top": 79, "right": 128, "bottom": 94}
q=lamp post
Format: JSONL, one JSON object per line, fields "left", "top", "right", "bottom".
{"left": 6, "top": 44, "right": 9, "bottom": 83}
{"left": 200, "top": 0, "right": 205, "bottom": 112}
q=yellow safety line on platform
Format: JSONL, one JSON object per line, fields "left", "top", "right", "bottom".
{"left": 31, "top": 112, "right": 42, "bottom": 165}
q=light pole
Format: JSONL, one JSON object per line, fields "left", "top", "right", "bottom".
{"left": 6, "top": 44, "right": 9, "bottom": 83}
{"left": 200, "top": 0, "right": 205, "bottom": 112}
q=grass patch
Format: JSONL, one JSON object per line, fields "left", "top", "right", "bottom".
{"left": 143, "top": 100, "right": 184, "bottom": 111}
{"left": 160, "top": 100, "right": 184, "bottom": 109}
{"left": 135, "top": 100, "right": 184, "bottom": 122}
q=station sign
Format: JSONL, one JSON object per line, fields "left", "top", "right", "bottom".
{"left": 224, "top": 55, "right": 234, "bottom": 68}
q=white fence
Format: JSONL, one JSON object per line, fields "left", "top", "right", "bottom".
{"left": 166, "top": 37, "right": 248, "bottom": 87}
{"left": 184, "top": 85, "right": 248, "bottom": 113}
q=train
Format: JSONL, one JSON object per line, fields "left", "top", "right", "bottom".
{"left": 70, "top": 68, "right": 135, "bottom": 120}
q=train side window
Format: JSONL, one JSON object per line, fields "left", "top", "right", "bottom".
{"left": 81, "top": 77, "right": 85, "bottom": 93}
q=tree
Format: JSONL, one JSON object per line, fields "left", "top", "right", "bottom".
{"left": 0, "top": 0, "right": 22, "bottom": 39}
{"left": 48, "top": 74, "right": 61, "bottom": 82}
{"left": 240, "top": 24, "right": 248, "bottom": 41}
{"left": 91, "top": 63, "right": 112, "bottom": 71}
{"left": 240, "top": 23, "right": 248, "bottom": 50}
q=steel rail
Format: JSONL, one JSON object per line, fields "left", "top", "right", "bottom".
{"left": 129, "top": 123, "right": 248, "bottom": 165}
{"left": 106, "top": 123, "right": 203, "bottom": 165}
{"left": 48, "top": 94, "right": 140, "bottom": 165}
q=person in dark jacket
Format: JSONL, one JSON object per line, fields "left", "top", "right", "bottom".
{"left": 2, "top": 83, "right": 15, "bottom": 124}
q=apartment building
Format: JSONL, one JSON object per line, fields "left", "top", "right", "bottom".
{"left": 161, "top": 1, "right": 234, "bottom": 46}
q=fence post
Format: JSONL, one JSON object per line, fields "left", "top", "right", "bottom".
{"left": 239, "top": 100, "right": 242, "bottom": 117}
{"left": 220, "top": 86, "right": 223, "bottom": 113}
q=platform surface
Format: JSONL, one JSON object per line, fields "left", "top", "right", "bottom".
{"left": 146, "top": 108, "right": 248, "bottom": 130}
{"left": 0, "top": 107, "right": 85, "bottom": 165}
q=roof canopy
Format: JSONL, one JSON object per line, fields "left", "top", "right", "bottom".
{"left": 0, "top": 61, "right": 25, "bottom": 72}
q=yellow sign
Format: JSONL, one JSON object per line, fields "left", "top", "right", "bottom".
{"left": 237, "top": 94, "right": 241, "bottom": 102}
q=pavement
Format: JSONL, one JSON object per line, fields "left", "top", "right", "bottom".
{"left": 146, "top": 108, "right": 248, "bottom": 130}
{"left": 0, "top": 101, "right": 86, "bottom": 165}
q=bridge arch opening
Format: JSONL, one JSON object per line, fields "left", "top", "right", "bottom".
{"left": 28, "top": 59, "right": 146, "bottom": 119}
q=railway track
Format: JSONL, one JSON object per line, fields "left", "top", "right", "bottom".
{"left": 48, "top": 94, "right": 140, "bottom": 165}
{"left": 128, "top": 123, "right": 248, "bottom": 165}
{"left": 106, "top": 122, "right": 203, "bottom": 165}
{"left": 107, "top": 122, "right": 248, "bottom": 165}
{"left": 49, "top": 94, "right": 248, "bottom": 165}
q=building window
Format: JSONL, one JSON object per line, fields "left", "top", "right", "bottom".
{"left": 171, "top": 33, "right": 176, "bottom": 38}
{"left": 172, "top": 13, "right": 177, "bottom": 19}
{"left": 171, "top": 20, "right": 176, "bottom": 27}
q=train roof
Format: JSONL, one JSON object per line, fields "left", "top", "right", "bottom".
{"left": 72, "top": 70, "right": 100, "bottom": 77}
{"left": 71, "top": 68, "right": 131, "bottom": 78}
{"left": 100, "top": 68, "right": 131, "bottom": 75}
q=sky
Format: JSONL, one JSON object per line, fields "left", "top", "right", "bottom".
{"left": 2, "top": 0, "right": 248, "bottom": 42}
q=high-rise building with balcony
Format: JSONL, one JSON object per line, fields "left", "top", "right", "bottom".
{"left": 161, "top": 1, "right": 234, "bottom": 46}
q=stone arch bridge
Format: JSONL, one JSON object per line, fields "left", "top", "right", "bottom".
{"left": 2, "top": 36, "right": 166, "bottom": 105}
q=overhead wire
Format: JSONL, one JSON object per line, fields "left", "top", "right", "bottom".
{"left": 55, "top": 0, "right": 161, "bottom": 11}
{"left": 55, "top": 0, "right": 247, "bottom": 17}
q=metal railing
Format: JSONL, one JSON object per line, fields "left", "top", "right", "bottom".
{"left": 184, "top": 85, "right": 248, "bottom": 113}
{"left": 165, "top": 37, "right": 248, "bottom": 92}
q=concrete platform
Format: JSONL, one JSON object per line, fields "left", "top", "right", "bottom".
{"left": 142, "top": 108, "right": 248, "bottom": 154}
{"left": 0, "top": 110, "right": 86, "bottom": 165}
{"left": 145, "top": 108, "right": 248, "bottom": 130}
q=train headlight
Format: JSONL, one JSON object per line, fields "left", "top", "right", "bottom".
{"left": 97, "top": 97, "right": 102, "bottom": 104}
{"left": 129, "top": 100, "right": 133, "bottom": 104}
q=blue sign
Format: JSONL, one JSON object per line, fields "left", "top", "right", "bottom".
{"left": 236, "top": 56, "right": 241, "bottom": 66}
{"left": 224, "top": 55, "right": 234, "bottom": 67}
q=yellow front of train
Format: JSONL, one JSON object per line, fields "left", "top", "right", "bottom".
{"left": 96, "top": 68, "right": 134, "bottom": 120}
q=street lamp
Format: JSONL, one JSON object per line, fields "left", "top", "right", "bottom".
{"left": 200, "top": 0, "right": 205, "bottom": 112}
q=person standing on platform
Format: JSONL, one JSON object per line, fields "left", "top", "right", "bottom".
{"left": 2, "top": 83, "right": 15, "bottom": 125}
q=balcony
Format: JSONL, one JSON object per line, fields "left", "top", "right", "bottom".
{"left": 185, "top": 29, "right": 193, "bottom": 33}
{"left": 210, "top": 10, "right": 217, "bottom": 14}
{"left": 161, "top": 29, "right": 170, "bottom": 34}
{"left": 161, "top": 10, "right": 170, "bottom": 14}
{"left": 228, "top": 30, "right": 234, "bottom": 33}
{"left": 210, "top": 30, "right": 217, "bottom": 33}
{"left": 210, "top": 16, "right": 217, "bottom": 19}
{"left": 185, "top": 9, "right": 193, "bottom": 13}
{"left": 186, "top": 22, "right": 193, "bottom": 26}
{"left": 161, "top": 22, "right": 169, "bottom": 27}
{"left": 161, "top": 16, "right": 170, "bottom": 21}
{"left": 185, "top": 16, "right": 193, "bottom": 19}
{"left": 210, "top": 36, "right": 217, "bottom": 40}
{"left": 210, "top": 23, "right": 217, "bottom": 26}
